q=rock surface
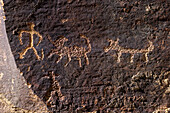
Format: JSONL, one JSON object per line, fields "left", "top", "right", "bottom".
{"left": 3, "top": 0, "right": 170, "bottom": 112}
{"left": 0, "top": 0, "right": 48, "bottom": 112}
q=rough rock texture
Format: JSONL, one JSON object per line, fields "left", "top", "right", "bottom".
{"left": 3, "top": 0, "right": 170, "bottom": 112}
{"left": 0, "top": 1, "right": 48, "bottom": 112}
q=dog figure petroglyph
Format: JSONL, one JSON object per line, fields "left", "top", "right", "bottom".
{"left": 18, "top": 23, "right": 44, "bottom": 60}
{"left": 47, "top": 34, "right": 91, "bottom": 67}
{"left": 104, "top": 38, "right": 154, "bottom": 63}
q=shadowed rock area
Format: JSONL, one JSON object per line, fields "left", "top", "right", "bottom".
{"left": 3, "top": 0, "right": 170, "bottom": 112}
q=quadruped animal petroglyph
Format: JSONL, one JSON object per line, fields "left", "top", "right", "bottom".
{"left": 18, "top": 23, "right": 44, "bottom": 60}
{"left": 47, "top": 34, "right": 91, "bottom": 67}
{"left": 104, "top": 38, "right": 154, "bottom": 63}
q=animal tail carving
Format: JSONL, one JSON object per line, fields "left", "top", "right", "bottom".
{"left": 80, "top": 34, "right": 91, "bottom": 53}
{"left": 47, "top": 34, "right": 56, "bottom": 45}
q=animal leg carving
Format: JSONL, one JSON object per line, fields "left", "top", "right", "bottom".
{"left": 130, "top": 54, "right": 135, "bottom": 63}
{"left": 78, "top": 57, "right": 82, "bottom": 67}
{"left": 56, "top": 55, "right": 62, "bottom": 64}
{"left": 117, "top": 52, "right": 122, "bottom": 63}
{"left": 41, "top": 49, "right": 44, "bottom": 60}
{"left": 145, "top": 53, "right": 149, "bottom": 63}
{"left": 64, "top": 54, "right": 71, "bottom": 67}
{"left": 84, "top": 53, "right": 89, "bottom": 65}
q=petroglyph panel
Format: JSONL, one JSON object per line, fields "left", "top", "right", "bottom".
{"left": 4, "top": 0, "right": 169, "bottom": 112}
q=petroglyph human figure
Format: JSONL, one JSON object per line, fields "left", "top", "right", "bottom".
{"left": 48, "top": 34, "right": 91, "bottom": 67}
{"left": 46, "top": 71, "right": 64, "bottom": 108}
{"left": 104, "top": 38, "right": 154, "bottom": 63}
{"left": 18, "top": 23, "right": 44, "bottom": 60}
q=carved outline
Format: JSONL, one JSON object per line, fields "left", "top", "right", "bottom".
{"left": 18, "top": 23, "right": 44, "bottom": 60}
{"left": 48, "top": 34, "right": 91, "bottom": 67}
{"left": 104, "top": 38, "right": 154, "bottom": 63}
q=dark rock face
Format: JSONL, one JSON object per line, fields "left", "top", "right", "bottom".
{"left": 4, "top": 0, "right": 169, "bottom": 112}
